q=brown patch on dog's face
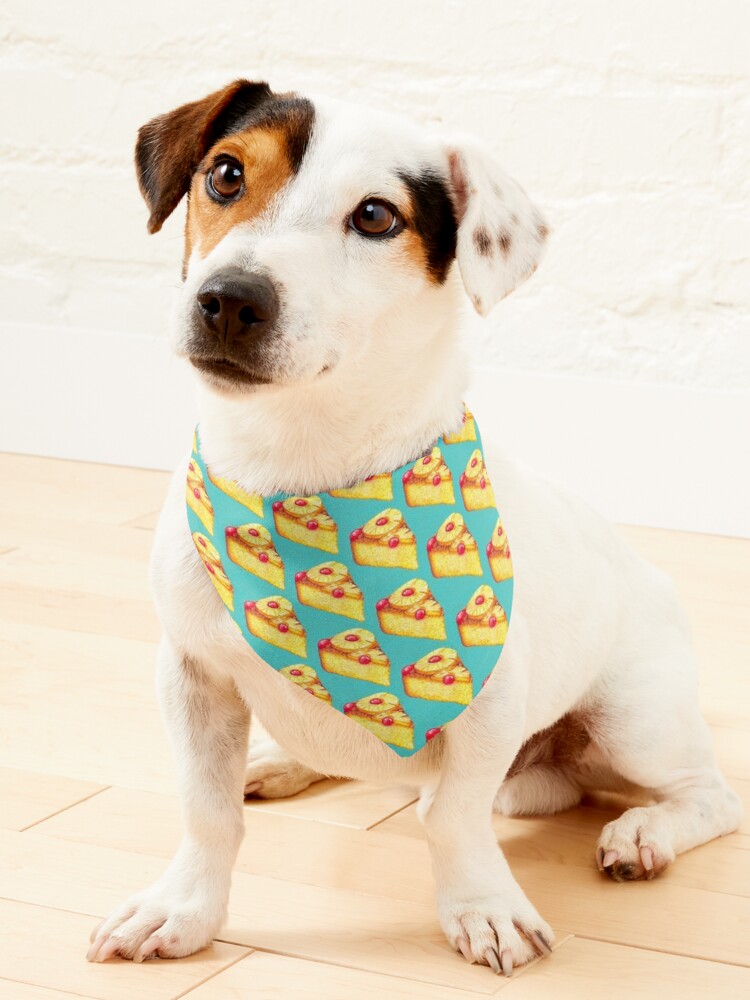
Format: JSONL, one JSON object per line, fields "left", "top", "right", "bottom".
{"left": 186, "top": 128, "right": 294, "bottom": 261}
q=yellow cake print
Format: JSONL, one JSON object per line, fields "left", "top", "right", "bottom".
{"left": 245, "top": 595, "right": 307, "bottom": 657}
{"left": 329, "top": 473, "right": 393, "bottom": 500}
{"left": 486, "top": 516, "right": 513, "bottom": 582}
{"left": 192, "top": 532, "right": 233, "bottom": 610}
{"left": 402, "top": 447, "right": 455, "bottom": 506}
{"left": 206, "top": 467, "right": 263, "bottom": 517}
{"left": 375, "top": 578, "right": 446, "bottom": 640}
{"left": 459, "top": 449, "right": 496, "bottom": 511}
{"left": 317, "top": 627, "right": 390, "bottom": 686}
{"left": 295, "top": 561, "right": 364, "bottom": 621}
{"left": 443, "top": 407, "right": 477, "bottom": 444}
{"left": 401, "top": 647, "right": 473, "bottom": 706}
{"left": 225, "top": 523, "right": 284, "bottom": 589}
{"left": 279, "top": 664, "right": 333, "bottom": 703}
{"left": 187, "top": 459, "right": 214, "bottom": 533}
{"left": 349, "top": 507, "right": 418, "bottom": 569}
{"left": 272, "top": 496, "right": 338, "bottom": 553}
{"left": 456, "top": 584, "right": 508, "bottom": 646}
{"left": 343, "top": 692, "right": 414, "bottom": 750}
{"left": 426, "top": 512, "right": 482, "bottom": 577}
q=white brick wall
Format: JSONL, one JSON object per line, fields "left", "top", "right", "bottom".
{"left": 2, "top": 0, "right": 749, "bottom": 532}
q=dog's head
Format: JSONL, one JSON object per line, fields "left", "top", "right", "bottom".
{"left": 136, "top": 80, "right": 547, "bottom": 394}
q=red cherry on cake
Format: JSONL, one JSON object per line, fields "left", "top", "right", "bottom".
{"left": 480, "top": 477, "right": 486, "bottom": 489}
{"left": 486, "top": 541, "right": 493, "bottom": 556}
{"left": 428, "top": 654, "right": 442, "bottom": 663}
{"left": 376, "top": 598, "right": 388, "bottom": 611}
{"left": 402, "top": 469, "right": 413, "bottom": 483}
{"left": 350, "top": 527, "right": 363, "bottom": 540}
{"left": 459, "top": 473, "right": 467, "bottom": 486}
{"left": 475, "top": 594, "right": 485, "bottom": 606}
{"left": 388, "top": 537, "right": 399, "bottom": 548}
{"left": 402, "top": 587, "right": 414, "bottom": 597}
{"left": 402, "top": 663, "right": 415, "bottom": 675}
{"left": 295, "top": 571, "right": 306, "bottom": 582}
{"left": 345, "top": 633, "right": 358, "bottom": 642}
{"left": 381, "top": 717, "right": 394, "bottom": 726}
{"left": 488, "top": 615, "right": 497, "bottom": 628}
{"left": 343, "top": 702, "right": 355, "bottom": 713}
{"left": 375, "top": 516, "right": 388, "bottom": 526}
{"left": 365, "top": 475, "right": 374, "bottom": 481}
{"left": 497, "top": 526, "right": 503, "bottom": 537}
{"left": 245, "top": 600, "right": 256, "bottom": 611}
{"left": 248, "top": 527, "right": 259, "bottom": 537}
{"left": 258, "top": 552, "right": 269, "bottom": 563}
{"left": 422, "top": 455, "right": 431, "bottom": 465}
{"left": 319, "top": 566, "right": 332, "bottom": 575}
{"left": 471, "top": 457, "right": 478, "bottom": 468}
{"left": 267, "top": 600, "right": 279, "bottom": 609}
{"left": 307, "top": 520, "right": 318, "bottom": 530}
{"left": 358, "top": 654, "right": 371, "bottom": 664}
{"left": 414, "top": 608, "right": 426, "bottom": 620}
{"left": 206, "top": 564, "right": 215, "bottom": 575}
{"left": 425, "top": 727, "right": 442, "bottom": 741}
{"left": 188, "top": 462, "right": 194, "bottom": 471}
{"left": 277, "top": 622, "right": 289, "bottom": 633}
{"left": 369, "top": 697, "right": 383, "bottom": 705}
{"left": 198, "top": 536, "right": 207, "bottom": 547}
{"left": 456, "top": 609, "right": 467, "bottom": 624}
{"left": 318, "top": 638, "right": 331, "bottom": 649}
{"left": 290, "top": 668, "right": 302, "bottom": 676}
{"left": 193, "top": 488, "right": 201, "bottom": 498}
{"left": 443, "top": 674, "right": 455, "bottom": 685}
{"left": 427, "top": 536, "right": 437, "bottom": 550}
{"left": 432, "top": 474, "right": 441, "bottom": 486}
{"left": 294, "top": 498, "right": 306, "bottom": 506}
{"left": 457, "top": 542, "right": 466, "bottom": 555}
{"left": 272, "top": 501, "right": 282, "bottom": 511}
{"left": 445, "top": 521, "right": 455, "bottom": 532}
{"left": 332, "top": 588, "right": 344, "bottom": 598}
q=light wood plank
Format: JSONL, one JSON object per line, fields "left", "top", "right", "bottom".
{"left": 0, "top": 982, "right": 99, "bottom": 1000}
{"left": 185, "top": 950, "right": 511, "bottom": 999}
{"left": 501, "top": 936, "right": 750, "bottom": 999}
{"left": 124, "top": 510, "right": 160, "bottom": 531}
{"left": 0, "top": 899, "right": 249, "bottom": 1000}
{"left": 0, "top": 766, "right": 106, "bottom": 831}
{"left": 0, "top": 829, "right": 569, "bottom": 994}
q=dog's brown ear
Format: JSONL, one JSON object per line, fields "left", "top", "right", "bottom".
{"left": 444, "top": 134, "right": 549, "bottom": 316}
{"left": 135, "top": 80, "right": 272, "bottom": 234}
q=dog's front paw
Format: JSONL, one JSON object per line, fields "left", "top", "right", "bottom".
{"left": 245, "top": 736, "right": 325, "bottom": 799}
{"left": 86, "top": 883, "right": 224, "bottom": 963}
{"left": 440, "top": 892, "right": 554, "bottom": 975}
{"left": 596, "top": 806, "right": 676, "bottom": 881}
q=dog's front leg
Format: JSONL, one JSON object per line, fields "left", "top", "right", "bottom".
{"left": 87, "top": 637, "right": 249, "bottom": 962}
{"left": 422, "top": 660, "right": 554, "bottom": 975}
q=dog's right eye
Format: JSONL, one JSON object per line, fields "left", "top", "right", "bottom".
{"left": 207, "top": 158, "right": 244, "bottom": 202}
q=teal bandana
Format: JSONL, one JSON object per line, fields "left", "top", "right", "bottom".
{"left": 186, "top": 407, "right": 513, "bottom": 757}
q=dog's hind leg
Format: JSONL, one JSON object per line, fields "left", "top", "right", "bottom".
{"left": 244, "top": 734, "right": 327, "bottom": 799}
{"left": 590, "top": 647, "right": 742, "bottom": 881}
{"left": 87, "top": 638, "right": 250, "bottom": 962}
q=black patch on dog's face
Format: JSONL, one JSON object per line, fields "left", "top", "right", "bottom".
{"left": 223, "top": 93, "right": 315, "bottom": 173}
{"left": 399, "top": 169, "right": 458, "bottom": 283}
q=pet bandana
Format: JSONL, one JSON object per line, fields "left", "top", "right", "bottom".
{"left": 186, "top": 407, "right": 513, "bottom": 757}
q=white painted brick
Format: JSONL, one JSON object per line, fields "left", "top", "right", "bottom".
{"left": 1, "top": 0, "right": 748, "bottom": 391}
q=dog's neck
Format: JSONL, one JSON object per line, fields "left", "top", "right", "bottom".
{"left": 195, "top": 302, "right": 469, "bottom": 497}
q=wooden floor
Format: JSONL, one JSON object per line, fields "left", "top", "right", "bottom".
{"left": 0, "top": 452, "right": 748, "bottom": 1000}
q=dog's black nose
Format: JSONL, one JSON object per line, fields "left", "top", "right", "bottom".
{"left": 196, "top": 269, "right": 279, "bottom": 347}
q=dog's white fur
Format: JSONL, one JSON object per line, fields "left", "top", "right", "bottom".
{"left": 89, "top": 93, "right": 741, "bottom": 971}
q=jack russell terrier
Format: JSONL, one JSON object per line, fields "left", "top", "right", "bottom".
{"left": 87, "top": 80, "right": 741, "bottom": 975}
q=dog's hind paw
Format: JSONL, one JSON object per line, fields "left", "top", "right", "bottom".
{"left": 245, "top": 736, "right": 325, "bottom": 799}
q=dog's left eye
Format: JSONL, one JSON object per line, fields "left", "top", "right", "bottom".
{"left": 207, "top": 158, "right": 244, "bottom": 201}
{"left": 349, "top": 199, "right": 401, "bottom": 237}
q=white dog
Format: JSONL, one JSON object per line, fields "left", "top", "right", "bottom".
{"left": 87, "top": 80, "right": 741, "bottom": 975}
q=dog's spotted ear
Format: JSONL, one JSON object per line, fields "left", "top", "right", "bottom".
{"left": 135, "top": 80, "right": 272, "bottom": 234}
{"left": 445, "top": 136, "right": 548, "bottom": 316}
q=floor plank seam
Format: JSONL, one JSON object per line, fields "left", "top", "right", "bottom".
{"left": 0, "top": 974, "right": 99, "bottom": 1000}
{"left": 364, "top": 796, "right": 420, "bottom": 831}
{"left": 573, "top": 932, "right": 750, "bottom": 969}
{"left": 171, "top": 945, "right": 254, "bottom": 999}
{"left": 19, "top": 785, "right": 113, "bottom": 833}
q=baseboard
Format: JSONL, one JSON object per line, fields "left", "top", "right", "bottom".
{"left": 3, "top": 322, "right": 748, "bottom": 537}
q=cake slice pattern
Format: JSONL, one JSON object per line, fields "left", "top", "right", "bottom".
{"left": 185, "top": 405, "right": 512, "bottom": 757}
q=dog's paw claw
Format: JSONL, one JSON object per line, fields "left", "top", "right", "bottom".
{"left": 597, "top": 806, "right": 676, "bottom": 881}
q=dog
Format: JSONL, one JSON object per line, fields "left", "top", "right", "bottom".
{"left": 87, "top": 80, "right": 742, "bottom": 974}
